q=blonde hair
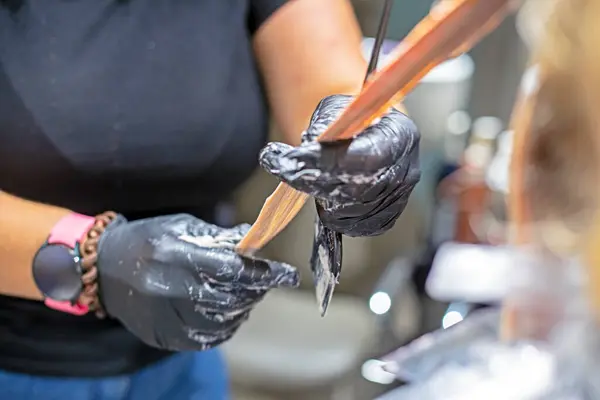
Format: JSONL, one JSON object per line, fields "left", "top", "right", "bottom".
{"left": 510, "top": 0, "right": 600, "bottom": 253}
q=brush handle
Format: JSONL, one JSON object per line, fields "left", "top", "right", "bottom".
{"left": 236, "top": 184, "right": 309, "bottom": 255}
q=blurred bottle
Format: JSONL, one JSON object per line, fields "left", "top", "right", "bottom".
{"left": 430, "top": 110, "right": 471, "bottom": 248}
{"left": 453, "top": 116, "right": 503, "bottom": 244}
{"left": 413, "top": 111, "right": 471, "bottom": 296}
{"left": 441, "top": 118, "right": 503, "bottom": 321}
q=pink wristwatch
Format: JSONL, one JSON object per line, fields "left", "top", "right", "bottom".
{"left": 32, "top": 213, "right": 96, "bottom": 315}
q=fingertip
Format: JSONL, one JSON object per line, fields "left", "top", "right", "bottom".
{"left": 269, "top": 262, "right": 301, "bottom": 288}
{"left": 259, "top": 142, "right": 292, "bottom": 161}
{"left": 259, "top": 143, "right": 286, "bottom": 176}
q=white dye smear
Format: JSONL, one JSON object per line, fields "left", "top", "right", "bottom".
{"left": 186, "top": 327, "right": 220, "bottom": 346}
{"left": 313, "top": 222, "right": 338, "bottom": 317}
{"left": 276, "top": 157, "right": 305, "bottom": 173}
{"left": 315, "top": 243, "right": 336, "bottom": 316}
{"left": 178, "top": 232, "right": 239, "bottom": 249}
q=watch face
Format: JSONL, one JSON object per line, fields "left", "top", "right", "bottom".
{"left": 32, "top": 244, "right": 82, "bottom": 302}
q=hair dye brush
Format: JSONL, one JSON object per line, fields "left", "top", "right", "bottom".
{"left": 238, "top": 0, "right": 518, "bottom": 315}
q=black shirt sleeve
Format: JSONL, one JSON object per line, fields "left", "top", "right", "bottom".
{"left": 248, "top": 0, "right": 289, "bottom": 34}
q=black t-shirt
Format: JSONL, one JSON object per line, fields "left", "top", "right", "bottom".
{"left": 0, "top": 0, "right": 287, "bottom": 377}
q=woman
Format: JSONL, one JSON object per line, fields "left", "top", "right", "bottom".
{"left": 0, "top": 0, "right": 420, "bottom": 399}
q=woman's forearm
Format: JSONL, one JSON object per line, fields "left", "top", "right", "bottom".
{"left": 254, "top": 0, "right": 407, "bottom": 144}
{"left": 0, "top": 191, "right": 71, "bottom": 300}
{"left": 253, "top": 0, "right": 367, "bottom": 145}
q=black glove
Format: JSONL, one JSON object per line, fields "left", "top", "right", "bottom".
{"left": 95, "top": 214, "right": 299, "bottom": 351}
{"left": 260, "top": 94, "right": 421, "bottom": 237}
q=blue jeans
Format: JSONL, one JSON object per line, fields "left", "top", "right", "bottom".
{"left": 0, "top": 350, "right": 229, "bottom": 400}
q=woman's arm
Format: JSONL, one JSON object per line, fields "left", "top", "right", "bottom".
{"left": 0, "top": 191, "right": 70, "bottom": 300}
{"left": 253, "top": 0, "right": 368, "bottom": 145}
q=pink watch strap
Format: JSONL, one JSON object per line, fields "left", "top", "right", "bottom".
{"left": 44, "top": 213, "right": 96, "bottom": 315}
{"left": 48, "top": 213, "right": 96, "bottom": 249}
{"left": 44, "top": 299, "right": 90, "bottom": 316}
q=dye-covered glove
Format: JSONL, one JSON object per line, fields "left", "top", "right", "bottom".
{"left": 260, "top": 94, "right": 421, "bottom": 237}
{"left": 95, "top": 214, "right": 299, "bottom": 351}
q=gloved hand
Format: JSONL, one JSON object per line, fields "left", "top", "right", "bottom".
{"left": 260, "top": 94, "right": 421, "bottom": 237}
{"left": 95, "top": 214, "right": 299, "bottom": 351}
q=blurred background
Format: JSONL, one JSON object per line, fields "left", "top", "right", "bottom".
{"left": 229, "top": 1, "right": 528, "bottom": 398}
